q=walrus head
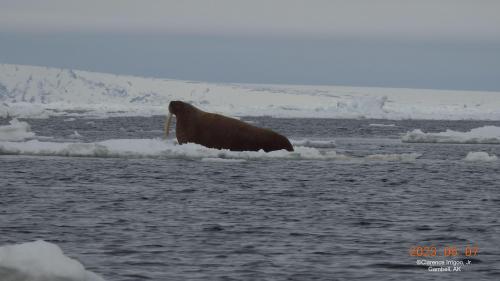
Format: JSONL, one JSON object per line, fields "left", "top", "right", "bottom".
{"left": 165, "top": 101, "right": 194, "bottom": 138}
{"left": 168, "top": 100, "right": 194, "bottom": 115}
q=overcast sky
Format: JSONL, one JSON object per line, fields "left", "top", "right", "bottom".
{"left": 1, "top": 0, "right": 499, "bottom": 91}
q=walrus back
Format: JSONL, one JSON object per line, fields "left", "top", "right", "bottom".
{"left": 189, "top": 113, "right": 293, "bottom": 152}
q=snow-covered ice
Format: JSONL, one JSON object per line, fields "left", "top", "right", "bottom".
{"left": 1, "top": 64, "right": 500, "bottom": 120}
{"left": 464, "top": 151, "right": 498, "bottom": 162}
{"left": 0, "top": 118, "right": 36, "bottom": 141}
{"left": 402, "top": 126, "right": 500, "bottom": 144}
{"left": 0, "top": 240, "right": 104, "bottom": 281}
{"left": 290, "top": 139, "right": 336, "bottom": 148}
{"left": 0, "top": 139, "right": 346, "bottom": 160}
{"left": 368, "top": 123, "right": 396, "bottom": 127}
{"left": 0, "top": 138, "right": 423, "bottom": 162}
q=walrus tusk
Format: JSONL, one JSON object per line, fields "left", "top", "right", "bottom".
{"left": 164, "top": 112, "right": 173, "bottom": 138}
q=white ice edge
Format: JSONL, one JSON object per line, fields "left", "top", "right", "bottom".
{"left": 464, "top": 151, "right": 498, "bottom": 162}
{"left": 0, "top": 240, "right": 105, "bottom": 281}
{"left": 1, "top": 64, "right": 500, "bottom": 120}
{"left": 402, "top": 126, "right": 500, "bottom": 144}
{"left": 290, "top": 139, "right": 336, "bottom": 148}
{"left": 369, "top": 123, "right": 397, "bottom": 127}
{"left": 0, "top": 138, "right": 422, "bottom": 162}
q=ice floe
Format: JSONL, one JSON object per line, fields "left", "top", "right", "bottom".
{"left": 69, "top": 130, "right": 83, "bottom": 138}
{"left": 402, "top": 126, "right": 500, "bottom": 144}
{"left": 0, "top": 139, "right": 345, "bottom": 160}
{"left": 464, "top": 151, "right": 498, "bottom": 162}
{"left": 291, "top": 139, "right": 336, "bottom": 148}
{"left": 368, "top": 123, "right": 396, "bottom": 127}
{"left": 0, "top": 138, "right": 422, "bottom": 162}
{"left": 0, "top": 240, "right": 104, "bottom": 281}
{"left": 0, "top": 118, "right": 36, "bottom": 141}
{"left": 201, "top": 158, "right": 247, "bottom": 163}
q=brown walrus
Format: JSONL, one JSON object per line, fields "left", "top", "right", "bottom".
{"left": 164, "top": 101, "right": 294, "bottom": 152}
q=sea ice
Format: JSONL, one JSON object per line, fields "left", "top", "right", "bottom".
{"left": 402, "top": 126, "right": 500, "bottom": 144}
{"left": 290, "top": 139, "right": 336, "bottom": 148}
{"left": 0, "top": 138, "right": 419, "bottom": 162}
{"left": 368, "top": 123, "right": 396, "bottom": 127}
{"left": 0, "top": 118, "right": 36, "bottom": 141}
{"left": 464, "top": 151, "right": 498, "bottom": 162}
{"left": 1, "top": 64, "right": 500, "bottom": 120}
{"left": 0, "top": 240, "right": 105, "bottom": 281}
{"left": 0, "top": 138, "right": 346, "bottom": 160}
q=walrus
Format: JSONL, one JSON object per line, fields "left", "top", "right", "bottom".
{"left": 164, "top": 101, "right": 294, "bottom": 152}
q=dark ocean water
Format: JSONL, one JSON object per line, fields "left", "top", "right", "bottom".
{"left": 1, "top": 116, "right": 500, "bottom": 281}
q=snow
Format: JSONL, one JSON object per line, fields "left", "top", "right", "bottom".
{"left": 402, "top": 126, "right": 500, "bottom": 144}
{"left": 1, "top": 64, "right": 500, "bottom": 120}
{"left": 0, "top": 118, "right": 36, "bottom": 141}
{"left": 464, "top": 152, "right": 498, "bottom": 162}
{"left": 0, "top": 240, "right": 105, "bottom": 281}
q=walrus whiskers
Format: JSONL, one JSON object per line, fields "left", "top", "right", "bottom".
{"left": 164, "top": 112, "right": 173, "bottom": 138}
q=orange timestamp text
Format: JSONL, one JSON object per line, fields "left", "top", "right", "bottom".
{"left": 409, "top": 245, "right": 479, "bottom": 257}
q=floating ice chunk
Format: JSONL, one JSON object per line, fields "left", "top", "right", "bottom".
{"left": 0, "top": 138, "right": 425, "bottom": 162}
{"left": 0, "top": 118, "right": 36, "bottom": 141}
{"left": 365, "top": 152, "right": 422, "bottom": 162}
{"left": 201, "top": 158, "right": 247, "bottom": 163}
{"left": 69, "top": 130, "right": 82, "bottom": 138}
{"left": 464, "top": 152, "right": 498, "bottom": 162}
{"left": 0, "top": 138, "right": 348, "bottom": 161}
{"left": 369, "top": 123, "right": 396, "bottom": 127}
{"left": 0, "top": 240, "right": 105, "bottom": 281}
{"left": 291, "top": 139, "right": 336, "bottom": 148}
{"left": 402, "top": 126, "right": 500, "bottom": 144}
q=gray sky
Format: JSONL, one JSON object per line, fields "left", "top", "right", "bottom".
{"left": 1, "top": 0, "right": 499, "bottom": 91}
